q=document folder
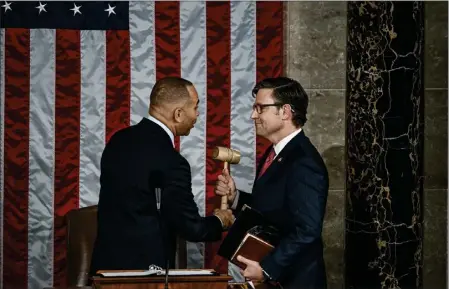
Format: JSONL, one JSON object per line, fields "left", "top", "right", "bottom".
{"left": 218, "top": 205, "right": 280, "bottom": 269}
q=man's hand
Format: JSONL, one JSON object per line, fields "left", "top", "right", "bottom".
{"left": 237, "top": 255, "right": 264, "bottom": 281}
{"left": 213, "top": 209, "right": 235, "bottom": 229}
{"left": 215, "top": 168, "right": 236, "bottom": 204}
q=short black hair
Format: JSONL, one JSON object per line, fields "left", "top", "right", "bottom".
{"left": 252, "top": 77, "right": 308, "bottom": 126}
{"left": 150, "top": 77, "right": 193, "bottom": 106}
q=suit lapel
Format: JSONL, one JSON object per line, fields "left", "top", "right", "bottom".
{"left": 255, "top": 130, "right": 305, "bottom": 185}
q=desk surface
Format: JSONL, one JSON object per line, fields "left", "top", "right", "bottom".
{"left": 92, "top": 275, "right": 231, "bottom": 283}
{"left": 44, "top": 284, "right": 276, "bottom": 289}
{"left": 43, "top": 287, "right": 92, "bottom": 289}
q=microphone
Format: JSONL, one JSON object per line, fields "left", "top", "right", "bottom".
{"left": 155, "top": 188, "right": 161, "bottom": 212}
{"left": 153, "top": 171, "right": 164, "bottom": 212}
{"left": 154, "top": 186, "right": 169, "bottom": 289}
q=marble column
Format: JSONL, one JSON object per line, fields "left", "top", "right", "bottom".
{"left": 345, "top": 2, "right": 424, "bottom": 289}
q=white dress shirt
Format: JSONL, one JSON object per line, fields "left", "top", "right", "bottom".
{"left": 272, "top": 128, "right": 302, "bottom": 156}
{"left": 148, "top": 115, "right": 174, "bottom": 147}
{"left": 231, "top": 127, "right": 302, "bottom": 209}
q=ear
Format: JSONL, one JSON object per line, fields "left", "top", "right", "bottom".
{"left": 282, "top": 104, "right": 292, "bottom": 120}
{"left": 173, "top": 107, "right": 183, "bottom": 123}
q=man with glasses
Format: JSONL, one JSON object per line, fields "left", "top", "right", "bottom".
{"left": 215, "top": 77, "right": 329, "bottom": 289}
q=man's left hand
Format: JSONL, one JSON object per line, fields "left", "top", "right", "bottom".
{"left": 237, "top": 255, "right": 264, "bottom": 281}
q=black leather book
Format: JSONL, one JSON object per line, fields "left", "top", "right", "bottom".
{"left": 218, "top": 205, "right": 280, "bottom": 267}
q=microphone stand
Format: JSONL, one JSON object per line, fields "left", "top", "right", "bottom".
{"left": 156, "top": 188, "right": 170, "bottom": 289}
{"left": 164, "top": 254, "right": 169, "bottom": 289}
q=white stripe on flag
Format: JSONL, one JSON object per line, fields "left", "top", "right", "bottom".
{"left": 28, "top": 29, "right": 56, "bottom": 289}
{"left": 179, "top": 0, "right": 207, "bottom": 269}
{"left": 0, "top": 28, "right": 5, "bottom": 289}
{"left": 129, "top": 1, "right": 156, "bottom": 124}
{"left": 229, "top": 1, "right": 257, "bottom": 281}
{"left": 230, "top": 1, "right": 257, "bottom": 193}
{"left": 79, "top": 30, "right": 106, "bottom": 208}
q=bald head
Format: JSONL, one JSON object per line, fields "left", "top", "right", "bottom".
{"left": 150, "top": 77, "right": 193, "bottom": 106}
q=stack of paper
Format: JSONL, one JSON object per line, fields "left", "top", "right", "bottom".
{"left": 99, "top": 269, "right": 215, "bottom": 277}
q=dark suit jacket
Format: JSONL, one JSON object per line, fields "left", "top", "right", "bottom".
{"left": 90, "top": 117, "right": 223, "bottom": 275}
{"left": 235, "top": 130, "right": 329, "bottom": 289}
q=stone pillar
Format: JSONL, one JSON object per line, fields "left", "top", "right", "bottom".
{"left": 345, "top": 2, "right": 424, "bottom": 289}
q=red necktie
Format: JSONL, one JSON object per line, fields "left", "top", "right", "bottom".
{"left": 258, "top": 148, "right": 276, "bottom": 178}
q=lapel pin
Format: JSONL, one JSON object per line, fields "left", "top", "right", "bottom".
{"left": 278, "top": 157, "right": 283, "bottom": 162}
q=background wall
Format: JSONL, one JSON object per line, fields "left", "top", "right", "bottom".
{"left": 423, "top": 2, "right": 448, "bottom": 289}
{"left": 285, "top": 2, "right": 347, "bottom": 288}
{"left": 285, "top": 2, "right": 447, "bottom": 289}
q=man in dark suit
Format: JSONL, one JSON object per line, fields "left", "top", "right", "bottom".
{"left": 215, "top": 77, "right": 329, "bottom": 289}
{"left": 90, "top": 77, "right": 234, "bottom": 275}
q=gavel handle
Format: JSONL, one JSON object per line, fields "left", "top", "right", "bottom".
{"left": 221, "top": 162, "right": 229, "bottom": 210}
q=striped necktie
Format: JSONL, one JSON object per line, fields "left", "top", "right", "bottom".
{"left": 258, "top": 148, "right": 276, "bottom": 179}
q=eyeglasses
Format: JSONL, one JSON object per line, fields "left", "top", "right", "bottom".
{"left": 252, "top": 103, "right": 283, "bottom": 114}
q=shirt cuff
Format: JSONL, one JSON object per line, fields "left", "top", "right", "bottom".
{"left": 262, "top": 268, "right": 272, "bottom": 281}
{"left": 230, "top": 189, "right": 240, "bottom": 210}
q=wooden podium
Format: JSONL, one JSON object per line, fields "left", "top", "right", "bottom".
{"left": 91, "top": 274, "right": 232, "bottom": 289}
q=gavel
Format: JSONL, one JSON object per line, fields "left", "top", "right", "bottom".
{"left": 212, "top": 146, "right": 241, "bottom": 209}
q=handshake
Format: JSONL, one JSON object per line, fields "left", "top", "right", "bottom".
{"left": 213, "top": 208, "right": 235, "bottom": 230}
{"left": 212, "top": 167, "right": 238, "bottom": 230}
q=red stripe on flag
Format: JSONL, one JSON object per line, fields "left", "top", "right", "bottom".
{"left": 155, "top": 1, "right": 181, "bottom": 151}
{"left": 106, "top": 30, "right": 131, "bottom": 143}
{"left": 3, "top": 28, "right": 30, "bottom": 289}
{"left": 205, "top": 2, "right": 231, "bottom": 273}
{"left": 255, "top": 2, "right": 284, "bottom": 164}
{"left": 53, "top": 30, "right": 81, "bottom": 287}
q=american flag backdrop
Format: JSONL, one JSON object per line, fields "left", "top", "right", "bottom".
{"left": 0, "top": 1, "right": 283, "bottom": 289}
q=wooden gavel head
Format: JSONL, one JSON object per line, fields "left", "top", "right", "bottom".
{"left": 212, "top": 146, "right": 241, "bottom": 210}
{"left": 212, "top": 146, "right": 241, "bottom": 164}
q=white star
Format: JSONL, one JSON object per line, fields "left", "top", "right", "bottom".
{"left": 70, "top": 3, "right": 81, "bottom": 16}
{"left": 104, "top": 4, "right": 115, "bottom": 17}
{"left": 1, "top": 1, "right": 12, "bottom": 12}
{"left": 35, "top": 2, "right": 47, "bottom": 14}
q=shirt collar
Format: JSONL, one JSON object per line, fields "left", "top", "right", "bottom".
{"left": 148, "top": 115, "right": 175, "bottom": 147}
{"left": 273, "top": 128, "right": 302, "bottom": 156}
